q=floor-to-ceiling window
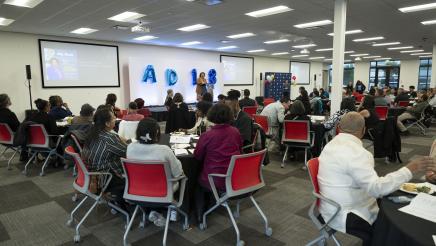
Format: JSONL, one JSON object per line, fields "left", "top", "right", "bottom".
{"left": 369, "top": 60, "right": 401, "bottom": 88}
{"left": 418, "top": 58, "right": 432, "bottom": 90}
{"left": 328, "top": 63, "right": 355, "bottom": 87}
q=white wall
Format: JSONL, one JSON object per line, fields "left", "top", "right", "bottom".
{"left": 400, "top": 59, "right": 420, "bottom": 89}
{"left": 354, "top": 62, "right": 370, "bottom": 84}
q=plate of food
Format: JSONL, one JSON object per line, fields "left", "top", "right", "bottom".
{"left": 400, "top": 182, "right": 436, "bottom": 195}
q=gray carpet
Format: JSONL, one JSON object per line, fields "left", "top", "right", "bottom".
{"left": 0, "top": 125, "right": 434, "bottom": 246}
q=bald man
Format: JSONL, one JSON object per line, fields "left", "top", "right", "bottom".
{"left": 318, "top": 112, "right": 433, "bottom": 245}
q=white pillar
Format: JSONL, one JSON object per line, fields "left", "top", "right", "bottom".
{"left": 331, "top": 0, "right": 347, "bottom": 114}
{"left": 431, "top": 44, "right": 436, "bottom": 88}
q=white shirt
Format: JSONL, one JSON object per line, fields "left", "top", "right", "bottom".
{"left": 318, "top": 133, "right": 412, "bottom": 233}
{"left": 429, "top": 96, "right": 436, "bottom": 107}
{"left": 260, "top": 101, "right": 285, "bottom": 127}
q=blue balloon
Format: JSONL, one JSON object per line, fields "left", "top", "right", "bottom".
{"left": 142, "top": 65, "right": 156, "bottom": 83}
{"left": 165, "top": 69, "right": 178, "bottom": 86}
{"left": 208, "top": 69, "right": 217, "bottom": 84}
{"left": 191, "top": 69, "right": 197, "bottom": 86}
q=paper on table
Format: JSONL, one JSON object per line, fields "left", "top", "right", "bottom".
{"left": 188, "top": 148, "right": 195, "bottom": 154}
{"left": 433, "top": 235, "right": 436, "bottom": 245}
{"left": 173, "top": 144, "right": 191, "bottom": 149}
{"left": 398, "top": 193, "right": 436, "bottom": 223}
{"left": 174, "top": 149, "right": 189, "bottom": 156}
{"left": 169, "top": 135, "right": 191, "bottom": 144}
{"left": 192, "top": 143, "right": 197, "bottom": 148}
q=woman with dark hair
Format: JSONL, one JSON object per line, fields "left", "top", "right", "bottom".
{"left": 185, "top": 101, "right": 213, "bottom": 135}
{"left": 201, "top": 92, "right": 213, "bottom": 103}
{"left": 105, "top": 93, "right": 121, "bottom": 116}
{"left": 82, "top": 108, "right": 127, "bottom": 208}
{"left": 196, "top": 72, "right": 207, "bottom": 100}
{"left": 49, "top": 95, "right": 72, "bottom": 120}
{"left": 284, "top": 100, "right": 311, "bottom": 122}
{"left": 296, "top": 90, "right": 311, "bottom": 115}
{"left": 323, "top": 97, "right": 356, "bottom": 130}
{"left": 194, "top": 103, "right": 242, "bottom": 221}
{"left": 165, "top": 93, "right": 191, "bottom": 133}
{"left": 126, "top": 118, "right": 184, "bottom": 226}
{"left": 0, "top": 94, "right": 20, "bottom": 132}
{"left": 358, "top": 95, "right": 380, "bottom": 132}
{"left": 26, "top": 98, "right": 60, "bottom": 135}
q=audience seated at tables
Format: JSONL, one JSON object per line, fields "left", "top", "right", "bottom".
{"left": 323, "top": 97, "right": 356, "bottom": 131}
{"left": 397, "top": 92, "right": 429, "bottom": 135}
{"left": 394, "top": 88, "right": 410, "bottom": 106}
{"left": 260, "top": 96, "right": 291, "bottom": 142}
{"left": 122, "top": 102, "right": 144, "bottom": 121}
{"left": 71, "top": 103, "right": 95, "bottom": 125}
{"left": 126, "top": 118, "right": 184, "bottom": 226}
{"left": 295, "top": 89, "right": 311, "bottom": 115}
{"left": 164, "top": 89, "right": 174, "bottom": 109}
{"left": 194, "top": 103, "right": 242, "bottom": 221}
{"left": 165, "top": 93, "right": 192, "bottom": 134}
{"left": 384, "top": 89, "right": 394, "bottom": 106}
{"left": 319, "top": 88, "right": 329, "bottom": 99}
{"left": 106, "top": 93, "right": 121, "bottom": 117}
{"left": 309, "top": 88, "right": 318, "bottom": 98}
{"left": 217, "top": 94, "right": 226, "bottom": 104}
{"left": 201, "top": 92, "right": 213, "bottom": 103}
{"left": 318, "top": 112, "right": 433, "bottom": 246}
{"left": 82, "top": 108, "right": 128, "bottom": 209}
{"left": 239, "top": 89, "right": 256, "bottom": 108}
{"left": 374, "top": 88, "right": 388, "bottom": 106}
{"left": 310, "top": 90, "right": 323, "bottom": 115}
{"left": 368, "top": 87, "right": 376, "bottom": 96}
{"left": 346, "top": 81, "right": 354, "bottom": 92}
{"left": 408, "top": 85, "right": 417, "bottom": 98}
{"left": 134, "top": 98, "right": 151, "bottom": 118}
{"left": 185, "top": 100, "right": 213, "bottom": 135}
{"left": 226, "top": 90, "right": 253, "bottom": 148}
{"left": 358, "top": 95, "right": 380, "bottom": 135}
{"left": 26, "top": 98, "right": 61, "bottom": 135}
{"left": 355, "top": 80, "right": 366, "bottom": 94}
{"left": 284, "top": 100, "right": 311, "bottom": 123}
{"left": 0, "top": 94, "right": 20, "bottom": 132}
{"left": 49, "top": 95, "right": 72, "bottom": 120}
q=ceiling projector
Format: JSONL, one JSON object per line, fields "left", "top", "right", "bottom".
{"left": 131, "top": 24, "right": 150, "bottom": 33}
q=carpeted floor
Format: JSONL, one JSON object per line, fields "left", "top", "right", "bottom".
{"left": 0, "top": 125, "right": 434, "bottom": 246}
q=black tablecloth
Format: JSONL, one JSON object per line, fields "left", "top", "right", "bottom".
{"left": 388, "top": 107, "right": 406, "bottom": 118}
{"left": 372, "top": 191, "right": 436, "bottom": 246}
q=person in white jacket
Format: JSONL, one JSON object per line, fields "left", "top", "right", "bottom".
{"left": 318, "top": 112, "right": 433, "bottom": 245}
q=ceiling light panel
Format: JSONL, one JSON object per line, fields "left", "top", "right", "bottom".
{"left": 292, "top": 44, "right": 317, "bottom": 48}
{"left": 372, "top": 42, "right": 400, "bottom": 47}
{"left": 388, "top": 46, "right": 413, "bottom": 50}
{"left": 309, "top": 57, "right": 325, "bottom": 60}
{"left": 421, "top": 19, "right": 436, "bottom": 25}
{"left": 226, "top": 32, "right": 255, "bottom": 39}
{"left": 292, "top": 55, "right": 308, "bottom": 58}
{"left": 353, "top": 36, "right": 384, "bottom": 42}
{"left": 247, "top": 49, "right": 266, "bottom": 53}
{"left": 315, "top": 48, "right": 333, "bottom": 52}
{"left": 374, "top": 57, "right": 392, "bottom": 61}
{"left": 410, "top": 52, "right": 432, "bottom": 56}
{"left": 245, "top": 5, "right": 292, "bottom": 18}
{"left": 350, "top": 53, "right": 369, "bottom": 57}
{"left": 400, "top": 49, "right": 424, "bottom": 53}
{"left": 419, "top": 55, "right": 433, "bottom": 58}
{"left": 344, "top": 51, "right": 355, "bottom": 54}
{"left": 133, "top": 35, "right": 158, "bottom": 41}
{"left": 0, "top": 17, "right": 14, "bottom": 26}
{"left": 294, "top": 20, "right": 333, "bottom": 29}
{"left": 180, "top": 41, "right": 202, "bottom": 46}
{"left": 4, "top": 0, "right": 44, "bottom": 8}
{"left": 217, "top": 45, "right": 237, "bottom": 50}
{"left": 177, "top": 24, "right": 210, "bottom": 32}
{"left": 327, "top": 29, "right": 363, "bottom": 36}
{"left": 264, "top": 39, "right": 289, "bottom": 44}
{"left": 399, "top": 3, "right": 436, "bottom": 13}
{"left": 363, "top": 56, "right": 381, "bottom": 59}
{"left": 108, "top": 11, "right": 145, "bottom": 22}
{"left": 70, "top": 28, "right": 98, "bottom": 34}
{"left": 272, "top": 52, "right": 289, "bottom": 55}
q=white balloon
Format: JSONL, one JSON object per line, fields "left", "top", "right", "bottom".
{"left": 266, "top": 75, "right": 272, "bottom": 82}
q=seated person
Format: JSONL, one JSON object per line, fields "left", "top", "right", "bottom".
{"left": 310, "top": 90, "right": 323, "bottom": 115}
{"left": 318, "top": 112, "right": 433, "bottom": 245}
{"left": 71, "top": 104, "right": 95, "bottom": 125}
{"left": 122, "top": 102, "right": 144, "bottom": 121}
{"left": 185, "top": 101, "right": 213, "bottom": 135}
{"left": 217, "top": 94, "right": 226, "bottom": 104}
{"left": 397, "top": 92, "right": 429, "bottom": 135}
{"left": 319, "top": 88, "right": 329, "bottom": 99}
{"left": 82, "top": 108, "right": 128, "bottom": 209}
{"left": 105, "top": 93, "right": 121, "bottom": 117}
{"left": 394, "top": 88, "right": 410, "bottom": 106}
{"left": 164, "top": 89, "right": 173, "bottom": 109}
{"left": 358, "top": 96, "right": 380, "bottom": 136}
{"left": 309, "top": 88, "right": 318, "bottom": 98}
{"left": 324, "top": 97, "right": 356, "bottom": 131}
{"left": 0, "top": 94, "right": 20, "bottom": 132}
{"left": 295, "top": 90, "right": 311, "bottom": 115}
{"left": 194, "top": 103, "right": 242, "bottom": 220}
{"left": 239, "top": 89, "right": 256, "bottom": 109}
{"left": 227, "top": 90, "right": 253, "bottom": 148}
{"left": 374, "top": 88, "right": 388, "bottom": 106}
{"left": 26, "top": 98, "right": 61, "bottom": 135}
{"left": 384, "top": 89, "right": 394, "bottom": 106}
{"left": 134, "top": 98, "right": 151, "bottom": 118}
{"left": 49, "top": 95, "right": 72, "bottom": 120}
{"left": 408, "top": 85, "right": 417, "bottom": 98}
{"left": 165, "top": 93, "right": 192, "bottom": 133}
{"left": 201, "top": 92, "right": 213, "bottom": 103}
{"left": 127, "top": 118, "right": 184, "bottom": 226}
{"left": 260, "top": 96, "right": 291, "bottom": 141}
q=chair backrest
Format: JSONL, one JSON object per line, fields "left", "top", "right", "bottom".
{"left": 70, "top": 133, "right": 83, "bottom": 153}
{"left": 253, "top": 115, "right": 270, "bottom": 135}
{"left": 27, "top": 124, "right": 50, "bottom": 148}
{"left": 118, "top": 120, "right": 139, "bottom": 140}
{"left": 307, "top": 158, "right": 320, "bottom": 206}
{"left": 263, "top": 98, "right": 275, "bottom": 107}
{"left": 65, "top": 146, "right": 90, "bottom": 194}
{"left": 121, "top": 158, "right": 174, "bottom": 203}
{"left": 226, "top": 149, "right": 266, "bottom": 197}
{"left": 398, "top": 101, "right": 409, "bottom": 107}
{"left": 242, "top": 106, "right": 258, "bottom": 119}
{"left": 375, "top": 106, "right": 389, "bottom": 120}
{"left": 0, "top": 123, "right": 14, "bottom": 145}
{"left": 282, "top": 120, "right": 310, "bottom": 144}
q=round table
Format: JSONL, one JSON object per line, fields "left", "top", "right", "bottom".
{"left": 372, "top": 191, "right": 436, "bottom": 246}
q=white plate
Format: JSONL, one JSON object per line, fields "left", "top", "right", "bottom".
{"left": 400, "top": 182, "right": 436, "bottom": 195}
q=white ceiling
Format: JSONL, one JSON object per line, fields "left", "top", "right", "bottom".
{"left": 1, "top": 0, "right": 436, "bottom": 61}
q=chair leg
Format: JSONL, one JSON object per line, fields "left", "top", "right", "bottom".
{"left": 305, "top": 235, "right": 325, "bottom": 246}
{"left": 40, "top": 150, "right": 56, "bottom": 176}
{"left": 234, "top": 200, "right": 241, "bottom": 218}
{"left": 123, "top": 205, "right": 139, "bottom": 246}
{"left": 67, "top": 196, "right": 88, "bottom": 226}
{"left": 173, "top": 206, "right": 189, "bottom": 230}
{"left": 281, "top": 146, "right": 289, "bottom": 168}
{"left": 7, "top": 149, "right": 18, "bottom": 170}
{"left": 249, "top": 196, "right": 272, "bottom": 236}
{"left": 108, "top": 202, "right": 130, "bottom": 227}
{"left": 23, "top": 152, "right": 37, "bottom": 175}
{"left": 74, "top": 198, "right": 100, "bottom": 242}
{"left": 0, "top": 147, "right": 9, "bottom": 160}
{"left": 304, "top": 148, "right": 308, "bottom": 167}
{"left": 223, "top": 202, "right": 243, "bottom": 246}
{"left": 201, "top": 202, "right": 221, "bottom": 229}
{"left": 162, "top": 207, "right": 172, "bottom": 246}
{"left": 331, "top": 234, "right": 341, "bottom": 246}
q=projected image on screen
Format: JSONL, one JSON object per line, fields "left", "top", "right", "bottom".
{"left": 39, "top": 40, "right": 120, "bottom": 88}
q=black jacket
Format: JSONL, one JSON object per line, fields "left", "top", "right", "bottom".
{"left": 394, "top": 93, "right": 410, "bottom": 104}
{"left": 25, "top": 111, "right": 60, "bottom": 135}
{"left": 239, "top": 97, "right": 256, "bottom": 109}
{"left": 0, "top": 108, "right": 20, "bottom": 132}
{"left": 233, "top": 111, "right": 253, "bottom": 146}
{"left": 165, "top": 103, "right": 192, "bottom": 133}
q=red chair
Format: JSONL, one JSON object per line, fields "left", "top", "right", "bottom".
{"left": 281, "top": 120, "right": 314, "bottom": 168}
{"left": 65, "top": 146, "right": 130, "bottom": 243}
{"left": 198, "top": 149, "right": 272, "bottom": 246}
{"left": 354, "top": 93, "right": 364, "bottom": 104}
{"left": 69, "top": 133, "right": 83, "bottom": 178}
{"left": 263, "top": 98, "right": 275, "bottom": 107}
{"left": 121, "top": 158, "right": 189, "bottom": 246}
{"left": 253, "top": 114, "right": 271, "bottom": 136}
{"left": 242, "top": 106, "right": 258, "bottom": 119}
{"left": 398, "top": 101, "right": 409, "bottom": 107}
{"left": 23, "top": 124, "right": 64, "bottom": 176}
{"left": 0, "top": 123, "right": 19, "bottom": 170}
{"left": 306, "top": 158, "right": 341, "bottom": 246}
{"left": 375, "top": 106, "right": 389, "bottom": 120}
